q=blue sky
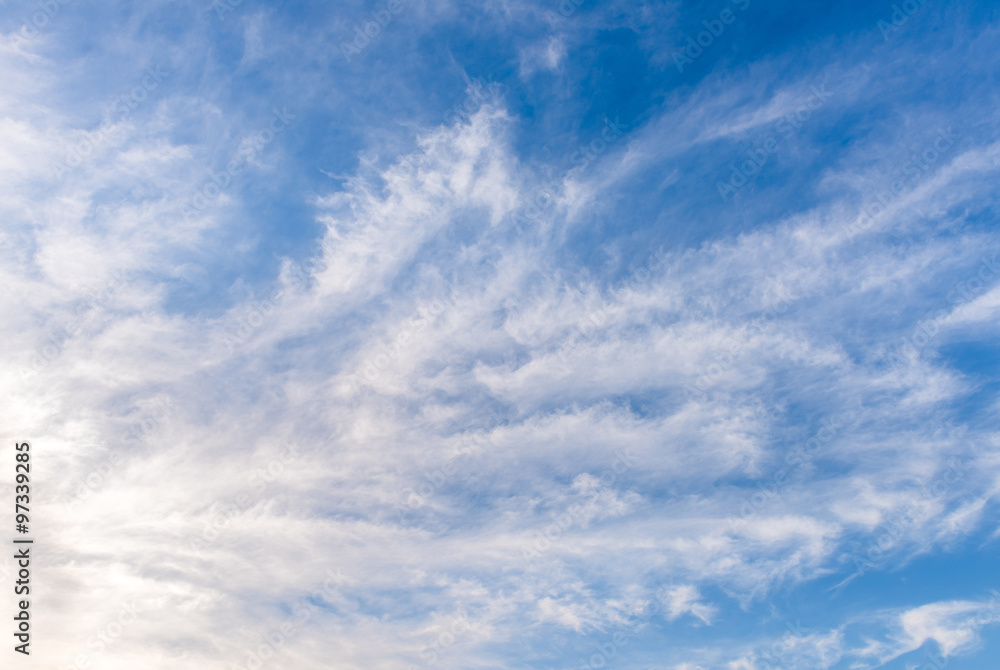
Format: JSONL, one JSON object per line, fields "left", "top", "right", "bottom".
{"left": 2, "top": 0, "right": 1000, "bottom": 668}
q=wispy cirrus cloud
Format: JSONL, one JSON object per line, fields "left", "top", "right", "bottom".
{"left": 0, "top": 1, "right": 998, "bottom": 669}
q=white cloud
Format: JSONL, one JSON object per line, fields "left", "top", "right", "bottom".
{"left": 663, "top": 585, "right": 716, "bottom": 624}
{"left": 854, "top": 596, "right": 1000, "bottom": 664}
{"left": 0, "top": 4, "right": 998, "bottom": 668}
